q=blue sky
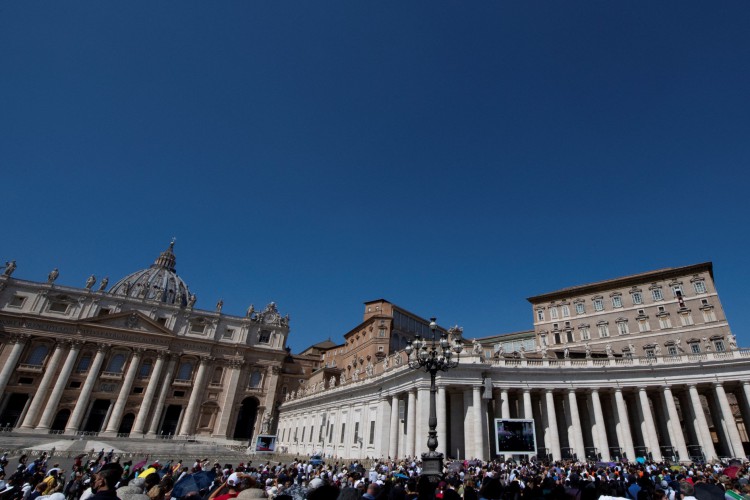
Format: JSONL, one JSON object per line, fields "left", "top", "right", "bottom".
{"left": 1, "top": 2, "right": 749, "bottom": 352}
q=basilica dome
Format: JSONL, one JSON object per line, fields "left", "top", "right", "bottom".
{"left": 108, "top": 242, "right": 193, "bottom": 307}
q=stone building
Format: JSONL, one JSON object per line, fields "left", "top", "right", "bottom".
{"left": 277, "top": 262, "right": 750, "bottom": 463}
{"left": 0, "top": 243, "right": 291, "bottom": 442}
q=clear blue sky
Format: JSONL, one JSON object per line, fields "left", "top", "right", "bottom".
{"left": 2, "top": 2, "right": 749, "bottom": 353}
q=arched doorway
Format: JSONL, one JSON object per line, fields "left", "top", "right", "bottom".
{"left": 118, "top": 413, "right": 135, "bottom": 435}
{"left": 159, "top": 405, "right": 182, "bottom": 436}
{"left": 0, "top": 394, "right": 29, "bottom": 427}
{"left": 51, "top": 409, "right": 71, "bottom": 431}
{"left": 233, "top": 397, "right": 259, "bottom": 440}
{"left": 83, "top": 399, "right": 111, "bottom": 432}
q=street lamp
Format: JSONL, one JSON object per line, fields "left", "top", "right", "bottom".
{"left": 404, "top": 318, "right": 464, "bottom": 481}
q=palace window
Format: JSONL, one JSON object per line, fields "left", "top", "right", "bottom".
{"left": 616, "top": 319, "right": 629, "bottom": 335}
{"left": 638, "top": 319, "right": 650, "bottom": 332}
{"left": 576, "top": 303, "right": 585, "bottom": 315}
{"left": 593, "top": 299, "right": 604, "bottom": 312}
{"left": 612, "top": 296, "right": 622, "bottom": 308}
{"left": 536, "top": 309, "right": 544, "bottom": 322}
{"left": 139, "top": 360, "right": 152, "bottom": 378}
{"left": 645, "top": 348, "right": 655, "bottom": 358}
{"left": 690, "top": 343, "right": 701, "bottom": 354}
{"left": 714, "top": 339, "right": 726, "bottom": 352}
{"left": 190, "top": 322, "right": 206, "bottom": 335}
{"left": 48, "top": 301, "right": 69, "bottom": 314}
{"left": 631, "top": 292, "right": 643, "bottom": 305}
{"left": 597, "top": 322, "right": 610, "bottom": 338}
{"left": 77, "top": 354, "right": 91, "bottom": 373}
{"left": 694, "top": 281, "right": 707, "bottom": 294}
{"left": 249, "top": 371, "right": 263, "bottom": 388}
{"left": 258, "top": 330, "right": 271, "bottom": 343}
{"left": 354, "top": 422, "right": 360, "bottom": 443}
{"left": 672, "top": 285, "right": 683, "bottom": 297}
{"left": 579, "top": 326, "right": 590, "bottom": 341}
{"left": 652, "top": 289, "right": 663, "bottom": 301}
{"left": 667, "top": 345, "right": 678, "bottom": 356}
{"left": 550, "top": 307, "right": 559, "bottom": 320}
{"left": 658, "top": 316, "right": 672, "bottom": 329}
{"left": 702, "top": 308, "right": 717, "bottom": 323}
{"left": 680, "top": 312, "right": 694, "bottom": 326}
{"left": 340, "top": 423, "right": 346, "bottom": 443}
{"left": 9, "top": 295, "right": 26, "bottom": 308}
{"left": 223, "top": 328, "right": 234, "bottom": 339}
{"left": 370, "top": 421, "right": 376, "bottom": 444}
{"left": 561, "top": 305, "right": 570, "bottom": 318}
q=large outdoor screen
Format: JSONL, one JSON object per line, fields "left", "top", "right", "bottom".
{"left": 255, "top": 434, "right": 277, "bottom": 453}
{"left": 494, "top": 419, "right": 537, "bottom": 455}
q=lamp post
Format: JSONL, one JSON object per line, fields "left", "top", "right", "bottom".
{"left": 404, "top": 318, "right": 464, "bottom": 481}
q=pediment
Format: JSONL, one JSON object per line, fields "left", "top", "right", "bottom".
{"left": 83, "top": 310, "right": 174, "bottom": 336}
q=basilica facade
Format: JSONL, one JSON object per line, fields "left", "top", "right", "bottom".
{"left": 0, "top": 244, "right": 303, "bottom": 442}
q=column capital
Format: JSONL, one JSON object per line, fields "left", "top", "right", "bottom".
{"left": 713, "top": 381, "right": 725, "bottom": 389}
{"left": 66, "top": 339, "right": 85, "bottom": 348}
{"left": 10, "top": 333, "right": 31, "bottom": 344}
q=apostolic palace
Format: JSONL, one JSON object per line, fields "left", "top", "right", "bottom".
{"left": 1, "top": 245, "right": 749, "bottom": 464}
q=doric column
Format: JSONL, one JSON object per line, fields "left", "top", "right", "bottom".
{"left": 131, "top": 353, "right": 166, "bottom": 436}
{"left": 662, "top": 385, "right": 689, "bottom": 461}
{"left": 20, "top": 342, "right": 66, "bottom": 429}
{"left": 590, "top": 389, "right": 610, "bottom": 461}
{"left": 544, "top": 389, "right": 561, "bottom": 460}
{"left": 103, "top": 349, "right": 143, "bottom": 434}
{"left": 740, "top": 382, "right": 750, "bottom": 443}
{"left": 179, "top": 357, "right": 212, "bottom": 436}
{"left": 500, "top": 389, "right": 510, "bottom": 419}
{"left": 0, "top": 336, "right": 28, "bottom": 396}
{"left": 146, "top": 356, "right": 177, "bottom": 437}
{"left": 714, "top": 382, "right": 744, "bottom": 458}
{"left": 437, "top": 385, "right": 447, "bottom": 457}
{"left": 405, "top": 389, "right": 417, "bottom": 458}
{"left": 686, "top": 384, "right": 716, "bottom": 461}
{"left": 36, "top": 341, "right": 83, "bottom": 430}
{"left": 473, "top": 385, "right": 486, "bottom": 460}
{"left": 567, "top": 389, "right": 585, "bottom": 460}
{"left": 614, "top": 388, "right": 636, "bottom": 460}
{"left": 416, "top": 385, "right": 429, "bottom": 456}
{"left": 65, "top": 346, "right": 106, "bottom": 434}
{"left": 523, "top": 389, "right": 533, "bottom": 419}
{"left": 376, "top": 395, "right": 391, "bottom": 459}
{"left": 213, "top": 359, "right": 244, "bottom": 437}
{"left": 637, "top": 387, "right": 662, "bottom": 462}
{"left": 389, "top": 394, "right": 400, "bottom": 459}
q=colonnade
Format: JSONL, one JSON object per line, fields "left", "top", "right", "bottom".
{"left": 279, "top": 379, "right": 750, "bottom": 463}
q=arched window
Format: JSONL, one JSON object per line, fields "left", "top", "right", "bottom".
{"left": 177, "top": 362, "right": 193, "bottom": 381}
{"left": 139, "top": 360, "right": 153, "bottom": 378}
{"left": 77, "top": 353, "right": 92, "bottom": 372}
{"left": 107, "top": 353, "right": 126, "bottom": 373}
{"left": 211, "top": 367, "right": 223, "bottom": 384}
{"left": 249, "top": 371, "right": 262, "bottom": 388}
{"left": 27, "top": 345, "right": 49, "bottom": 366}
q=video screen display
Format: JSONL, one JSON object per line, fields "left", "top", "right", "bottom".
{"left": 494, "top": 419, "right": 536, "bottom": 455}
{"left": 255, "top": 434, "right": 277, "bottom": 452}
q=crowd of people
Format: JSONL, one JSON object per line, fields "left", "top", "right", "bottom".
{"left": 0, "top": 449, "right": 749, "bottom": 500}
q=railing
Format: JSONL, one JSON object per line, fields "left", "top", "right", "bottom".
{"left": 48, "top": 429, "right": 65, "bottom": 435}
{"left": 117, "top": 433, "right": 130, "bottom": 438}
{"left": 100, "top": 371, "right": 123, "bottom": 380}
{"left": 487, "top": 349, "right": 746, "bottom": 369}
{"left": 208, "top": 382, "right": 223, "bottom": 389}
{"left": 17, "top": 364, "right": 44, "bottom": 373}
{"left": 0, "top": 426, "right": 14, "bottom": 433}
{"left": 75, "top": 431, "right": 99, "bottom": 437}
{"left": 172, "top": 379, "right": 192, "bottom": 386}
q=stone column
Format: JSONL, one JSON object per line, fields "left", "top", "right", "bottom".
{"left": 662, "top": 385, "right": 689, "bottom": 461}
{"left": 437, "top": 385, "right": 447, "bottom": 457}
{"left": 19, "top": 342, "right": 66, "bottom": 429}
{"left": 376, "top": 395, "right": 391, "bottom": 459}
{"left": 613, "top": 388, "right": 636, "bottom": 460}
{"left": 637, "top": 387, "right": 662, "bottom": 462}
{"left": 0, "top": 336, "right": 28, "bottom": 397}
{"left": 473, "top": 385, "right": 486, "bottom": 460}
{"left": 463, "top": 388, "right": 475, "bottom": 459}
{"left": 65, "top": 346, "right": 106, "bottom": 434}
{"left": 567, "top": 389, "right": 585, "bottom": 460}
{"left": 212, "top": 360, "right": 244, "bottom": 437}
{"left": 740, "top": 382, "right": 750, "bottom": 443}
{"left": 146, "top": 356, "right": 177, "bottom": 437}
{"left": 36, "top": 341, "right": 83, "bottom": 430}
{"left": 590, "top": 389, "right": 610, "bottom": 460}
{"left": 544, "top": 389, "right": 561, "bottom": 460}
{"left": 500, "top": 389, "right": 510, "bottom": 419}
{"left": 523, "top": 389, "right": 533, "bottom": 419}
{"left": 687, "top": 384, "right": 717, "bottom": 461}
{"left": 389, "top": 394, "right": 400, "bottom": 459}
{"left": 103, "top": 349, "right": 143, "bottom": 435}
{"left": 405, "top": 389, "right": 417, "bottom": 458}
{"left": 416, "top": 385, "right": 429, "bottom": 456}
{"left": 131, "top": 353, "right": 166, "bottom": 436}
{"left": 179, "top": 357, "right": 212, "bottom": 436}
{"left": 714, "top": 382, "right": 744, "bottom": 458}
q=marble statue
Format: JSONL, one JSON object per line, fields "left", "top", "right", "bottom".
{"left": 729, "top": 333, "right": 738, "bottom": 350}
{"left": 246, "top": 304, "right": 255, "bottom": 317}
{"left": 585, "top": 343, "right": 591, "bottom": 359}
{"left": 472, "top": 339, "right": 482, "bottom": 355}
{"left": 3, "top": 260, "right": 16, "bottom": 277}
{"left": 606, "top": 343, "right": 613, "bottom": 358}
{"left": 564, "top": 347, "right": 570, "bottom": 359}
{"left": 98, "top": 277, "right": 108, "bottom": 291}
{"left": 187, "top": 294, "right": 197, "bottom": 308}
{"left": 47, "top": 268, "right": 59, "bottom": 284}
{"left": 216, "top": 299, "right": 223, "bottom": 312}
{"left": 365, "top": 362, "right": 374, "bottom": 377}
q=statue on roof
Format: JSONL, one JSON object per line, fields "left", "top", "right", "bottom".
{"left": 728, "top": 333, "right": 738, "bottom": 350}
{"left": 585, "top": 343, "right": 591, "bottom": 359}
{"left": 606, "top": 343, "right": 613, "bottom": 358}
{"left": 472, "top": 339, "right": 482, "bottom": 356}
{"left": 246, "top": 304, "right": 255, "bottom": 318}
{"left": 3, "top": 260, "right": 16, "bottom": 277}
{"left": 85, "top": 275, "right": 96, "bottom": 290}
{"left": 564, "top": 347, "right": 570, "bottom": 359}
{"left": 47, "top": 268, "right": 59, "bottom": 284}
{"left": 216, "top": 299, "right": 223, "bottom": 313}
{"left": 98, "top": 277, "right": 108, "bottom": 292}
{"left": 187, "top": 294, "right": 197, "bottom": 308}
